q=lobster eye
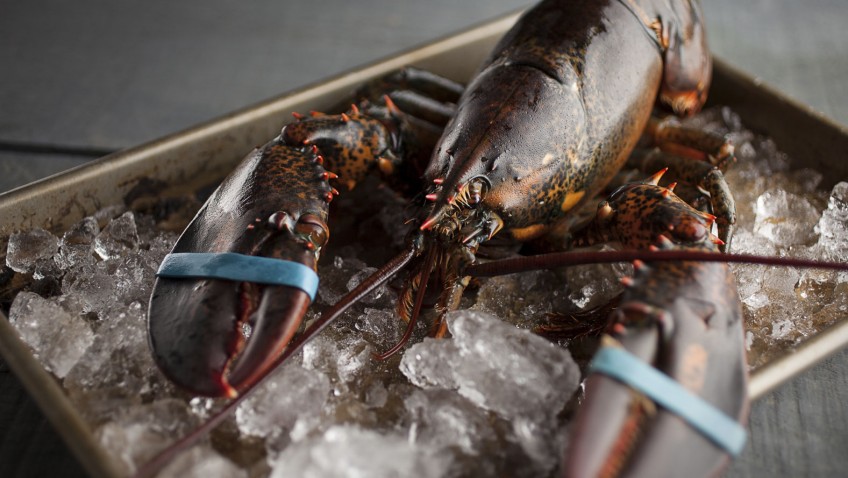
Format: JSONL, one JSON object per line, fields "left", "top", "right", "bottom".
{"left": 294, "top": 214, "right": 329, "bottom": 248}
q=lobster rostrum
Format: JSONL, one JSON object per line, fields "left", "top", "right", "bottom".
{"left": 143, "top": 0, "right": 846, "bottom": 476}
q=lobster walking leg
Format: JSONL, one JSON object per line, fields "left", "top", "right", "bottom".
{"left": 636, "top": 117, "right": 738, "bottom": 248}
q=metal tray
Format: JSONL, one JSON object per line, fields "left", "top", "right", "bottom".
{"left": 1, "top": 10, "right": 847, "bottom": 478}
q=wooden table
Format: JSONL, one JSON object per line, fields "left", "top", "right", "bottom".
{"left": 1, "top": 1, "right": 846, "bottom": 476}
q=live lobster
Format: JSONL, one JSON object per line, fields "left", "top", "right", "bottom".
{"left": 143, "top": 0, "right": 843, "bottom": 476}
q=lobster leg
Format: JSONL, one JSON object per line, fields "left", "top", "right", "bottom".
{"left": 630, "top": 135, "right": 736, "bottom": 250}
{"left": 356, "top": 66, "right": 464, "bottom": 110}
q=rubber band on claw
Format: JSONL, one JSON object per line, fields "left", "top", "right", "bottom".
{"left": 589, "top": 345, "right": 747, "bottom": 456}
{"left": 156, "top": 252, "right": 319, "bottom": 301}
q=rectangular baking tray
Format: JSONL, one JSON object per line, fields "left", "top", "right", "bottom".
{"left": 1, "top": 10, "right": 847, "bottom": 478}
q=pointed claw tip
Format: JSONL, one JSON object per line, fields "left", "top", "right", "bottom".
{"left": 425, "top": 193, "right": 438, "bottom": 201}
{"left": 647, "top": 167, "right": 669, "bottom": 185}
{"left": 632, "top": 259, "right": 645, "bottom": 270}
{"left": 291, "top": 111, "right": 304, "bottom": 120}
{"left": 667, "top": 181, "right": 678, "bottom": 191}
{"left": 340, "top": 113, "right": 350, "bottom": 122}
{"left": 620, "top": 276, "right": 635, "bottom": 287}
{"left": 433, "top": 178, "right": 444, "bottom": 185}
{"left": 350, "top": 104, "right": 360, "bottom": 114}
{"left": 222, "top": 382, "right": 239, "bottom": 399}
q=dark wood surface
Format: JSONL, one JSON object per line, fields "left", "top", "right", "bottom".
{"left": 1, "top": 1, "right": 846, "bottom": 476}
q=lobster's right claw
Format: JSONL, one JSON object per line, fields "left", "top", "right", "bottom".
{"left": 565, "top": 281, "right": 749, "bottom": 477}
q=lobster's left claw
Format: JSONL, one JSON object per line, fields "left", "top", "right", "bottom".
{"left": 149, "top": 269, "right": 314, "bottom": 398}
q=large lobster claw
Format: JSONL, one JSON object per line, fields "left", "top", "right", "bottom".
{"left": 564, "top": 178, "right": 749, "bottom": 477}
{"left": 148, "top": 137, "right": 332, "bottom": 397}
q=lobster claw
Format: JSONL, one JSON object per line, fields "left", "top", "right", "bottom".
{"left": 148, "top": 139, "right": 331, "bottom": 398}
{"left": 564, "top": 180, "right": 749, "bottom": 477}
{"left": 565, "top": 286, "right": 749, "bottom": 477}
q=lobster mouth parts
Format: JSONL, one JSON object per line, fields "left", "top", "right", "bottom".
{"left": 380, "top": 199, "right": 505, "bottom": 358}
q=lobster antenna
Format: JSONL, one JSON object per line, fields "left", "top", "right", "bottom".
{"left": 374, "top": 247, "right": 437, "bottom": 360}
{"left": 466, "top": 250, "right": 848, "bottom": 278}
{"left": 132, "top": 247, "right": 416, "bottom": 478}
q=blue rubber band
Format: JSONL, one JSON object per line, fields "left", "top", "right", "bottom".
{"left": 588, "top": 345, "right": 747, "bottom": 456}
{"left": 156, "top": 252, "right": 319, "bottom": 301}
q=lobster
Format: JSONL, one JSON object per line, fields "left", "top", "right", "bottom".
{"left": 143, "top": 0, "right": 845, "bottom": 476}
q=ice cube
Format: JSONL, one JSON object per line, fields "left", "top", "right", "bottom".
{"left": 565, "top": 256, "right": 630, "bottom": 311}
{"left": 316, "top": 255, "right": 368, "bottom": 305}
{"left": 158, "top": 446, "right": 246, "bottom": 478}
{"left": 472, "top": 269, "right": 575, "bottom": 329}
{"left": 354, "top": 307, "right": 405, "bottom": 348}
{"left": 268, "top": 425, "right": 447, "bottom": 478}
{"left": 404, "top": 388, "right": 495, "bottom": 456}
{"left": 8, "top": 291, "right": 94, "bottom": 378}
{"left": 400, "top": 337, "right": 460, "bottom": 390}
{"left": 5, "top": 228, "right": 60, "bottom": 278}
{"left": 55, "top": 217, "right": 99, "bottom": 269}
{"left": 96, "top": 399, "right": 198, "bottom": 475}
{"left": 753, "top": 189, "right": 820, "bottom": 247}
{"left": 61, "top": 259, "right": 120, "bottom": 315}
{"left": 64, "top": 302, "right": 171, "bottom": 421}
{"left": 94, "top": 211, "right": 140, "bottom": 259}
{"left": 236, "top": 362, "right": 330, "bottom": 439}
{"left": 813, "top": 182, "right": 848, "bottom": 261}
{"left": 402, "top": 310, "right": 580, "bottom": 423}
{"left": 302, "top": 334, "right": 371, "bottom": 395}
